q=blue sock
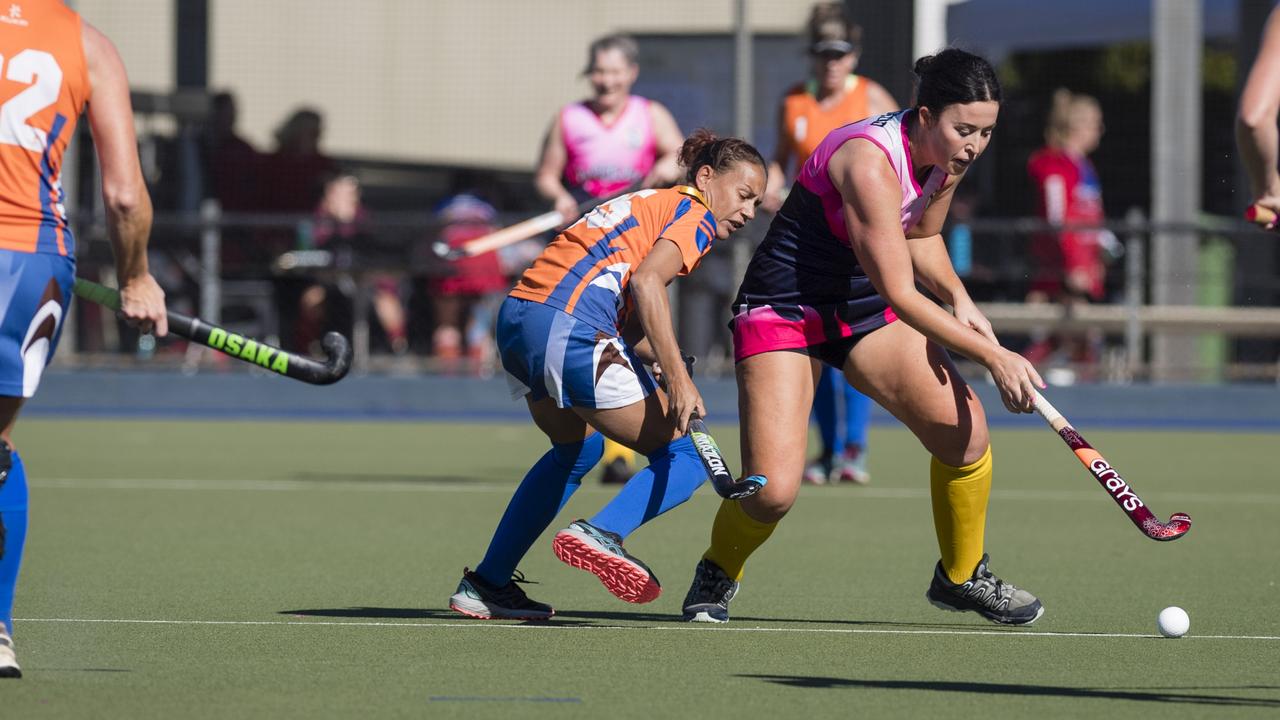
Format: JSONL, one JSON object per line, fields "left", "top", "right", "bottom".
{"left": 0, "top": 447, "right": 27, "bottom": 636}
{"left": 843, "top": 383, "right": 871, "bottom": 450}
{"left": 812, "top": 365, "right": 839, "bottom": 458}
{"left": 589, "top": 436, "right": 706, "bottom": 539}
{"left": 474, "top": 433, "right": 603, "bottom": 587}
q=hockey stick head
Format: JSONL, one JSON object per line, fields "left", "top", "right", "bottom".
{"left": 273, "top": 331, "right": 354, "bottom": 385}
{"left": 687, "top": 417, "right": 768, "bottom": 500}
{"left": 430, "top": 240, "right": 465, "bottom": 261}
{"left": 311, "top": 331, "right": 354, "bottom": 384}
{"left": 1143, "top": 512, "right": 1191, "bottom": 541}
{"left": 719, "top": 474, "right": 767, "bottom": 500}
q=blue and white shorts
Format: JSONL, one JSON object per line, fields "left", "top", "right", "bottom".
{"left": 0, "top": 250, "right": 75, "bottom": 398}
{"left": 497, "top": 296, "right": 656, "bottom": 409}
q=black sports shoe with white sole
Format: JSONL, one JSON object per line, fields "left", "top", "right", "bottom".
{"left": 681, "top": 559, "right": 739, "bottom": 623}
{"left": 926, "top": 553, "right": 1043, "bottom": 625}
{"left": 449, "top": 568, "right": 554, "bottom": 620}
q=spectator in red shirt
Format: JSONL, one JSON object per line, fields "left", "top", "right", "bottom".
{"left": 429, "top": 194, "right": 514, "bottom": 374}
{"left": 1024, "top": 89, "right": 1115, "bottom": 377}
{"left": 1027, "top": 89, "right": 1109, "bottom": 300}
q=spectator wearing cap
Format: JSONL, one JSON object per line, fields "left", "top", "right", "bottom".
{"left": 764, "top": 2, "right": 898, "bottom": 213}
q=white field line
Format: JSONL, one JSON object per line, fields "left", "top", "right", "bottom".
{"left": 15, "top": 616, "right": 1280, "bottom": 641}
{"left": 29, "top": 477, "right": 1280, "bottom": 505}
{"left": 34, "top": 478, "right": 509, "bottom": 494}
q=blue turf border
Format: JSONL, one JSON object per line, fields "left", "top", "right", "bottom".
{"left": 24, "top": 369, "right": 1280, "bottom": 431}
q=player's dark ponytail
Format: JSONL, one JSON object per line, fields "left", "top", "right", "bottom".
{"left": 679, "top": 128, "right": 765, "bottom": 183}
{"left": 912, "top": 48, "right": 1001, "bottom": 117}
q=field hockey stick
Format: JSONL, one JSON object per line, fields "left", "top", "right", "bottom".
{"left": 1032, "top": 390, "right": 1190, "bottom": 541}
{"left": 431, "top": 182, "right": 643, "bottom": 261}
{"left": 686, "top": 413, "right": 767, "bottom": 501}
{"left": 74, "top": 278, "right": 353, "bottom": 386}
{"left": 1245, "top": 204, "right": 1276, "bottom": 228}
{"left": 652, "top": 353, "right": 765, "bottom": 500}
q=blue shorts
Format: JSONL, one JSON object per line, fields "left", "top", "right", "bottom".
{"left": 497, "top": 296, "right": 656, "bottom": 409}
{"left": 0, "top": 250, "right": 75, "bottom": 398}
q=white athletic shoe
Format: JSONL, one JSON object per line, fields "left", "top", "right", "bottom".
{"left": 831, "top": 446, "right": 870, "bottom": 485}
{"left": 802, "top": 458, "right": 831, "bottom": 485}
{"left": 0, "top": 631, "right": 21, "bottom": 678}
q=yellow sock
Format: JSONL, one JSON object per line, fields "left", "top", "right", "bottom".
{"left": 703, "top": 499, "right": 777, "bottom": 581}
{"left": 602, "top": 438, "right": 635, "bottom": 466}
{"left": 930, "top": 446, "right": 992, "bottom": 585}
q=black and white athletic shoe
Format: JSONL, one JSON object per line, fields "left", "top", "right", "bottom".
{"left": 681, "top": 559, "right": 739, "bottom": 623}
{"left": 448, "top": 568, "right": 554, "bottom": 621}
{"left": 926, "top": 553, "right": 1044, "bottom": 626}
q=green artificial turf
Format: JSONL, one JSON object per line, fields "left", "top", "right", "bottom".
{"left": 2, "top": 419, "right": 1277, "bottom": 718}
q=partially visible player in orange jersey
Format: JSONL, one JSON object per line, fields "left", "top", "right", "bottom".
{"left": 0, "top": 1, "right": 166, "bottom": 678}
{"left": 449, "top": 130, "right": 766, "bottom": 620}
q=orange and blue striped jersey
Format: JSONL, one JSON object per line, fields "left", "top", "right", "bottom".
{"left": 509, "top": 186, "right": 717, "bottom": 333}
{"left": 0, "top": 1, "right": 89, "bottom": 256}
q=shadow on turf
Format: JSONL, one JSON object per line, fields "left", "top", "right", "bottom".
{"left": 282, "top": 607, "right": 455, "bottom": 620}
{"left": 739, "top": 676, "right": 1280, "bottom": 708}
{"left": 282, "top": 607, "right": 678, "bottom": 624}
{"left": 279, "top": 606, "right": 1024, "bottom": 632}
{"left": 278, "top": 607, "right": 594, "bottom": 626}
{"left": 555, "top": 610, "right": 1034, "bottom": 632}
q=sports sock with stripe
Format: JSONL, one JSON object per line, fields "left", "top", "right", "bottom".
{"left": 474, "top": 432, "right": 603, "bottom": 587}
{"left": 930, "top": 445, "right": 992, "bottom": 584}
{"left": 702, "top": 498, "right": 777, "bottom": 581}
{"left": 0, "top": 444, "right": 27, "bottom": 636}
{"left": 589, "top": 435, "right": 705, "bottom": 539}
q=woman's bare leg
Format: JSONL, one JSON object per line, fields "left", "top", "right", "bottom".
{"left": 844, "top": 321, "right": 1042, "bottom": 624}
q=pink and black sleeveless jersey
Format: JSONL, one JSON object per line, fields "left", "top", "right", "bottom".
{"left": 560, "top": 96, "right": 656, "bottom": 199}
{"left": 735, "top": 110, "right": 947, "bottom": 320}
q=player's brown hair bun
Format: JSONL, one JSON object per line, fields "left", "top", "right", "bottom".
{"left": 679, "top": 129, "right": 765, "bottom": 183}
